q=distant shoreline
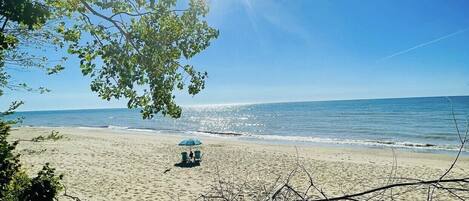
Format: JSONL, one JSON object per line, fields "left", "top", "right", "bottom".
{"left": 14, "top": 125, "right": 468, "bottom": 155}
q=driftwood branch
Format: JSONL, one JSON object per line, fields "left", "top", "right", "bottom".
{"left": 61, "top": 183, "right": 82, "bottom": 201}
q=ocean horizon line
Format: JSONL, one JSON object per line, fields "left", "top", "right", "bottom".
{"left": 15, "top": 94, "right": 469, "bottom": 113}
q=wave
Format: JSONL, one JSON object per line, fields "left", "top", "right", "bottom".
{"left": 421, "top": 133, "right": 457, "bottom": 140}
{"left": 243, "top": 134, "right": 462, "bottom": 151}
{"left": 127, "top": 128, "right": 161, "bottom": 133}
{"left": 184, "top": 130, "right": 462, "bottom": 151}
{"left": 195, "top": 130, "right": 244, "bottom": 136}
{"left": 58, "top": 125, "right": 467, "bottom": 152}
{"left": 107, "top": 125, "right": 129, "bottom": 130}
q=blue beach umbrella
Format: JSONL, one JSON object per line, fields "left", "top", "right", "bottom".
{"left": 178, "top": 138, "right": 202, "bottom": 146}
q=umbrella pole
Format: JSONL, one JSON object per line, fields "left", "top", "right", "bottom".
{"left": 189, "top": 146, "right": 192, "bottom": 161}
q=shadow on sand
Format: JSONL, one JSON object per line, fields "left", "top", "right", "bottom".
{"left": 174, "top": 161, "right": 200, "bottom": 168}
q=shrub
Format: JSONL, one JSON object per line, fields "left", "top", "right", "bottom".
{"left": 31, "top": 130, "right": 64, "bottom": 142}
{"left": 0, "top": 122, "right": 63, "bottom": 201}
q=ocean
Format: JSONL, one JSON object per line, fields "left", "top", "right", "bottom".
{"left": 10, "top": 96, "right": 469, "bottom": 152}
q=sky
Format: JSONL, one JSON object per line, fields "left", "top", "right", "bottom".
{"left": 3, "top": 0, "right": 469, "bottom": 111}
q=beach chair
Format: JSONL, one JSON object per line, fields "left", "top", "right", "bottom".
{"left": 181, "top": 152, "right": 189, "bottom": 163}
{"left": 194, "top": 150, "right": 202, "bottom": 162}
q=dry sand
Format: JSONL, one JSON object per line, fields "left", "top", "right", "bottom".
{"left": 9, "top": 127, "right": 469, "bottom": 200}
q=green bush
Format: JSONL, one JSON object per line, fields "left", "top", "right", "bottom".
{"left": 0, "top": 122, "right": 63, "bottom": 201}
{"left": 31, "top": 130, "right": 64, "bottom": 142}
{"left": 19, "top": 164, "right": 63, "bottom": 201}
{"left": 0, "top": 122, "right": 21, "bottom": 198}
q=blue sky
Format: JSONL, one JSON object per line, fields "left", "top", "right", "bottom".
{"left": 3, "top": 0, "right": 469, "bottom": 111}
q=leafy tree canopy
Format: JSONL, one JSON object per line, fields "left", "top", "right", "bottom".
{"left": 1, "top": 0, "right": 218, "bottom": 119}
{"left": 49, "top": 0, "right": 219, "bottom": 118}
{"left": 0, "top": 0, "right": 66, "bottom": 98}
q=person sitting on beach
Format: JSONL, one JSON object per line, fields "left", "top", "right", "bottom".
{"left": 189, "top": 151, "right": 194, "bottom": 162}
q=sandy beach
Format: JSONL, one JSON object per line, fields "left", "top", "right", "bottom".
{"left": 9, "top": 127, "right": 469, "bottom": 200}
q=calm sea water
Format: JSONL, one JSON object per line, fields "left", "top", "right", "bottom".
{"left": 11, "top": 96, "right": 469, "bottom": 152}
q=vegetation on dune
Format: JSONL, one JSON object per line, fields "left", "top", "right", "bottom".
{"left": 31, "top": 130, "right": 64, "bottom": 142}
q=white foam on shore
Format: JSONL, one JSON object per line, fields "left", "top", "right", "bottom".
{"left": 51, "top": 126, "right": 465, "bottom": 152}
{"left": 107, "top": 125, "right": 129, "bottom": 130}
{"left": 242, "top": 134, "right": 462, "bottom": 151}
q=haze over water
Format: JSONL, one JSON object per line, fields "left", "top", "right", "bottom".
{"left": 13, "top": 96, "right": 469, "bottom": 152}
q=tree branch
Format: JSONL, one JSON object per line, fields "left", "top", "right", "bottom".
{"left": 1, "top": 18, "right": 8, "bottom": 32}
{"left": 78, "top": 0, "right": 142, "bottom": 55}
